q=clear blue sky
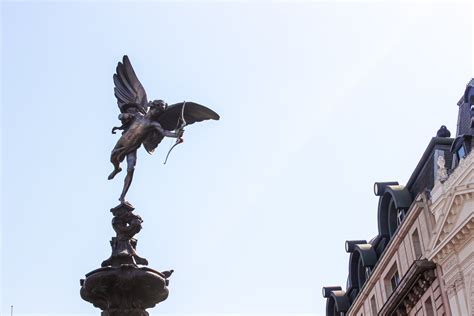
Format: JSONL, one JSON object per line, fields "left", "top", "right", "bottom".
{"left": 1, "top": 1, "right": 472, "bottom": 315}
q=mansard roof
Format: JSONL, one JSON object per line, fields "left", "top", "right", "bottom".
{"left": 406, "top": 137, "right": 453, "bottom": 195}
{"left": 321, "top": 78, "right": 474, "bottom": 316}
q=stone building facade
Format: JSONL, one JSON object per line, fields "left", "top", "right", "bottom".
{"left": 322, "top": 80, "right": 474, "bottom": 316}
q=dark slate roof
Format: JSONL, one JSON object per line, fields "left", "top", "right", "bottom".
{"left": 456, "top": 79, "right": 474, "bottom": 137}
{"left": 406, "top": 137, "right": 453, "bottom": 196}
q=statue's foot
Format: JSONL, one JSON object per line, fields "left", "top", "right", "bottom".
{"left": 108, "top": 168, "right": 122, "bottom": 180}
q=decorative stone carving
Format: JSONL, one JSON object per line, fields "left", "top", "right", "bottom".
{"left": 378, "top": 260, "right": 436, "bottom": 315}
{"left": 443, "top": 255, "right": 458, "bottom": 272}
{"left": 446, "top": 272, "right": 465, "bottom": 298}
{"left": 437, "top": 155, "right": 449, "bottom": 182}
{"left": 434, "top": 218, "right": 474, "bottom": 263}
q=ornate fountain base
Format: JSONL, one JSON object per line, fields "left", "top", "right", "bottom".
{"left": 80, "top": 202, "right": 172, "bottom": 315}
{"left": 80, "top": 265, "right": 169, "bottom": 315}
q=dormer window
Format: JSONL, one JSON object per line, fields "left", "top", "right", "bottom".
{"left": 458, "top": 145, "right": 466, "bottom": 160}
{"left": 365, "top": 267, "right": 372, "bottom": 280}
{"left": 470, "top": 99, "right": 474, "bottom": 127}
{"left": 396, "top": 209, "right": 406, "bottom": 226}
{"left": 451, "top": 135, "right": 472, "bottom": 165}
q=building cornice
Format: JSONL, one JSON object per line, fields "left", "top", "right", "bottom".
{"left": 378, "top": 260, "right": 436, "bottom": 315}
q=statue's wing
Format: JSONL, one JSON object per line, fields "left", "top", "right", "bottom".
{"left": 113, "top": 55, "right": 148, "bottom": 113}
{"left": 157, "top": 102, "right": 220, "bottom": 131}
{"left": 143, "top": 102, "right": 219, "bottom": 154}
{"left": 143, "top": 131, "right": 164, "bottom": 154}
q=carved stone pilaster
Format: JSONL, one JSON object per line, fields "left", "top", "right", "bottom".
{"left": 446, "top": 272, "right": 465, "bottom": 298}
{"left": 470, "top": 273, "right": 474, "bottom": 316}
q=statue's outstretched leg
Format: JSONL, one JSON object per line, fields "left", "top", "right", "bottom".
{"left": 119, "top": 150, "right": 137, "bottom": 202}
{"left": 108, "top": 150, "right": 122, "bottom": 180}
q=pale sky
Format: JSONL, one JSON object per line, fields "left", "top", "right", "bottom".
{"left": 1, "top": 1, "right": 473, "bottom": 316}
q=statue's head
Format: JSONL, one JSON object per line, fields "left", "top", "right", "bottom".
{"left": 149, "top": 100, "right": 167, "bottom": 116}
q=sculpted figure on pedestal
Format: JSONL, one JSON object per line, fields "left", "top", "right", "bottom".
{"left": 109, "top": 56, "right": 220, "bottom": 202}
{"left": 80, "top": 56, "right": 219, "bottom": 316}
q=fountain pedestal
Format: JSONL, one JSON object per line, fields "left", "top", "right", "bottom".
{"left": 80, "top": 202, "right": 172, "bottom": 315}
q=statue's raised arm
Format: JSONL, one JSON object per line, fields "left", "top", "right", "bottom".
{"left": 108, "top": 55, "right": 220, "bottom": 202}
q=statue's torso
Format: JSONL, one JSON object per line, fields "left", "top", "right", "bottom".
{"left": 118, "top": 116, "right": 152, "bottom": 148}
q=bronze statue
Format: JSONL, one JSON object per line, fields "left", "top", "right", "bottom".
{"left": 109, "top": 56, "right": 219, "bottom": 202}
{"left": 81, "top": 55, "right": 218, "bottom": 315}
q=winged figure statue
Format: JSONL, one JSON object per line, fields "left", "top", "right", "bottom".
{"left": 108, "top": 55, "right": 220, "bottom": 202}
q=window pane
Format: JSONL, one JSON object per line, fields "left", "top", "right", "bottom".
{"left": 458, "top": 146, "right": 466, "bottom": 159}
{"left": 390, "top": 271, "right": 400, "bottom": 292}
{"left": 425, "top": 297, "right": 435, "bottom": 316}
{"left": 370, "top": 295, "right": 377, "bottom": 316}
